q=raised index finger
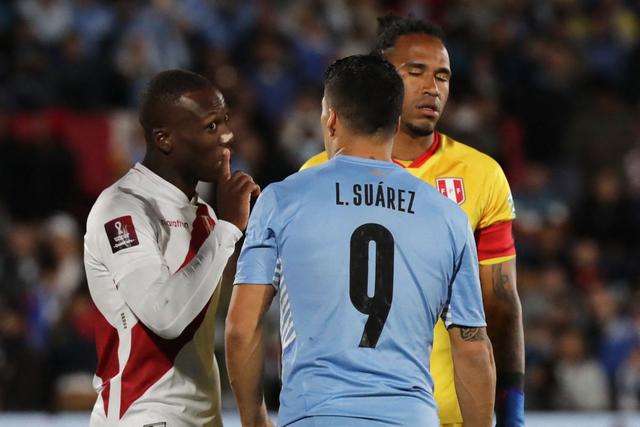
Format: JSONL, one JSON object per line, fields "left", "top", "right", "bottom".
{"left": 219, "top": 148, "right": 231, "bottom": 182}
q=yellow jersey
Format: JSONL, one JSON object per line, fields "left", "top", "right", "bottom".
{"left": 300, "top": 132, "right": 516, "bottom": 424}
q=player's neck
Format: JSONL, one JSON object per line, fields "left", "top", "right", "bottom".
{"left": 392, "top": 130, "right": 436, "bottom": 161}
{"left": 142, "top": 154, "right": 197, "bottom": 201}
{"left": 333, "top": 135, "right": 393, "bottom": 162}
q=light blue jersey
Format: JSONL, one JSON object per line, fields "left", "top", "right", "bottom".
{"left": 235, "top": 155, "right": 486, "bottom": 427}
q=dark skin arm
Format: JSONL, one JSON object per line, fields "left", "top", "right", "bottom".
{"left": 479, "top": 258, "right": 525, "bottom": 393}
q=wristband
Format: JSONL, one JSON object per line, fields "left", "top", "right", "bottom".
{"left": 495, "top": 373, "right": 525, "bottom": 427}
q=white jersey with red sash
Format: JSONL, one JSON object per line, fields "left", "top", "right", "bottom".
{"left": 84, "top": 163, "right": 241, "bottom": 426}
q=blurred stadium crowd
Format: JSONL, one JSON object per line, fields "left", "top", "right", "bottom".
{"left": 0, "top": 0, "right": 639, "bottom": 415}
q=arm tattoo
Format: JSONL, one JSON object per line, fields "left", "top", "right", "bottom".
{"left": 486, "top": 261, "right": 525, "bottom": 376}
{"left": 459, "top": 327, "right": 487, "bottom": 342}
{"left": 492, "top": 263, "right": 515, "bottom": 301}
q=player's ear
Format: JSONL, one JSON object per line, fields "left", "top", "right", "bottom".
{"left": 152, "top": 128, "right": 172, "bottom": 154}
{"left": 327, "top": 108, "right": 337, "bottom": 137}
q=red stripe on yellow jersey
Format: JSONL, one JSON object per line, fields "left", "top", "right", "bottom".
{"left": 475, "top": 221, "right": 516, "bottom": 263}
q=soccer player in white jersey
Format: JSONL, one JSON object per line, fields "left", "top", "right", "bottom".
{"left": 226, "top": 55, "right": 495, "bottom": 427}
{"left": 84, "top": 69, "right": 260, "bottom": 426}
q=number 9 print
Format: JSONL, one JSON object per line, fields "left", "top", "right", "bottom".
{"left": 349, "top": 223, "right": 394, "bottom": 348}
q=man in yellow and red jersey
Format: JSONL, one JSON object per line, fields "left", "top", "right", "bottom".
{"left": 301, "top": 16, "right": 524, "bottom": 427}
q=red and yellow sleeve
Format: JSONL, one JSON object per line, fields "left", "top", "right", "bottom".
{"left": 476, "top": 163, "right": 516, "bottom": 265}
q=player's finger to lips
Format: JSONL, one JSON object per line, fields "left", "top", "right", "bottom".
{"left": 220, "top": 148, "right": 231, "bottom": 181}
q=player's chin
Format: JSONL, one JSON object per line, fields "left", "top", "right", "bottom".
{"left": 405, "top": 119, "right": 436, "bottom": 137}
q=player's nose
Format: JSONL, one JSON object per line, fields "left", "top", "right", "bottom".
{"left": 219, "top": 129, "right": 234, "bottom": 146}
{"left": 421, "top": 75, "right": 440, "bottom": 98}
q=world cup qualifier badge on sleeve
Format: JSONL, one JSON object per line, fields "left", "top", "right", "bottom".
{"left": 104, "top": 215, "right": 140, "bottom": 253}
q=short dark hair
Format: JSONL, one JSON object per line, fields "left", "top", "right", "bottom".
{"left": 374, "top": 15, "right": 445, "bottom": 54}
{"left": 139, "top": 69, "right": 214, "bottom": 138}
{"left": 324, "top": 54, "right": 403, "bottom": 136}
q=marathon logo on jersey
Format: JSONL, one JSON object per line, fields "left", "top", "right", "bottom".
{"left": 160, "top": 219, "right": 189, "bottom": 229}
{"left": 436, "top": 177, "right": 466, "bottom": 205}
{"left": 104, "top": 215, "right": 139, "bottom": 253}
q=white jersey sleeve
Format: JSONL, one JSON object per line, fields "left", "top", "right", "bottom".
{"left": 85, "top": 192, "right": 242, "bottom": 339}
{"left": 85, "top": 192, "right": 164, "bottom": 283}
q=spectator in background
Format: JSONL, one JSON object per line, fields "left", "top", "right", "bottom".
{"left": 626, "top": 40, "right": 640, "bottom": 104}
{"left": 582, "top": 6, "right": 628, "bottom": 84}
{"left": 26, "top": 236, "right": 63, "bottom": 351}
{"left": 439, "top": 95, "right": 503, "bottom": 162}
{"left": 588, "top": 288, "right": 640, "bottom": 393}
{"left": 617, "top": 344, "right": 640, "bottom": 411}
{"left": 5, "top": 18, "right": 54, "bottom": 109}
{"left": 17, "top": 0, "right": 71, "bottom": 46}
{"left": 523, "top": 318, "right": 556, "bottom": 410}
{"left": 0, "top": 220, "right": 49, "bottom": 410}
{"left": 54, "top": 32, "right": 111, "bottom": 109}
{"left": 564, "top": 80, "right": 635, "bottom": 173}
{"left": 115, "top": 32, "right": 158, "bottom": 106}
{"left": 0, "top": 115, "right": 77, "bottom": 221}
{"left": 0, "top": 112, "right": 15, "bottom": 212}
{"left": 512, "top": 164, "right": 571, "bottom": 267}
{"left": 20, "top": 215, "right": 82, "bottom": 354}
{"left": 513, "top": 164, "right": 570, "bottom": 235}
{"left": 42, "top": 214, "right": 83, "bottom": 302}
{"left": 115, "top": 0, "right": 191, "bottom": 105}
{"left": 279, "top": 89, "right": 323, "bottom": 167}
{"left": 521, "top": 264, "right": 572, "bottom": 326}
{"left": 511, "top": 36, "right": 580, "bottom": 165}
{"left": 242, "top": 16, "right": 297, "bottom": 124}
{"left": 226, "top": 114, "right": 265, "bottom": 177}
{"left": 624, "top": 141, "right": 640, "bottom": 198}
{"left": 574, "top": 168, "right": 638, "bottom": 282}
{"left": 176, "top": 0, "right": 257, "bottom": 51}
{"left": 288, "top": 7, "right": 334, "bottom": 85}
{"left": 0, "top": 2, "right": 14, "bottom": 31}
{"left": 0, "top": 223, "right": 39, "bottom": 304}
{"left": 570, "top": 238, "right": 604, "bottom": 291}
{"left": 554, "top": 328, "right": 610, "bottom": 410}
{"left": 70, "top": 0, "right": 114, "bottom": 57}
{"left": 0, "top": 295, "right": 45, "bottom": 410}
{"left": 48, "top": 286, "right": 97, "bottom": 411}
{"left": 130, "top": 0, "right": 191, "bottom": 71}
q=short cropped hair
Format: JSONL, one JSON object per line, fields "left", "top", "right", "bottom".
{"left": 324, "top": 54, "right": 403, "bottom": 136}
{"left": 139, "top": 69, "right": 213, "bottom": 139}
{"left": 374, "top": 15, "right": 445, "bottom": 54}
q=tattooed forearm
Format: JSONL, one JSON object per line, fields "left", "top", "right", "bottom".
{"left": 492, "top": 263, "right": 516, "bottom": 301}
{"left": 480, "top": 259, "right": 524, "bottom": 378}
{"left": 459, "top": 327, "right": 488, "bottom": 342}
